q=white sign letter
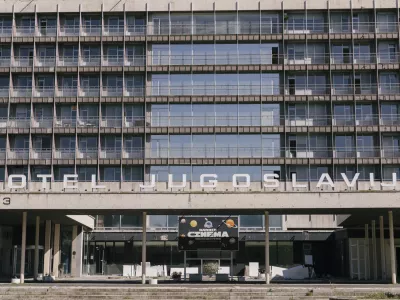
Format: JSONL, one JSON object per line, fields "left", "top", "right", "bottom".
{"left": 263, "top": 173, "right": 279, "bottom": 188}
{"left": 232, "top": 174, "right": 250, "bottom": 188}
{"left": 369, "top": 173, "right": 375, "bottom": 188}
{"left": 316, "top": 173, "right": 335, "bottom": 188}
{"left": 8, "top": 175, "right": 26, "bottom": 189}
{"left": 292, "top": 173, "right": 307, "bottom": 188}
{"left": 37, "top": 174, "right": 52, "bottom": 189}
{"left": 168, "top": 174, "right": 187, "bottom": 188}
{"left": 140, "top": 174, "right": 156, "bottom": 189}
{"left": 200, "top": 174, "right": 218, "bottom": 188}
{"left": 341, "top": 172, "right": 360, "bottom": 188}
{"left": 63, "top": 174, "right": 78, "bottom": 189}
{"left": 381, "top": 173, "right": 397, "bottom": 187}
{"left": 91, "top": 174, "right": 105, "bottom": 189}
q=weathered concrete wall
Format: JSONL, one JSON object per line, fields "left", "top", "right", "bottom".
{"left": 0, "top": 191, "right": 398, "bottom": 212}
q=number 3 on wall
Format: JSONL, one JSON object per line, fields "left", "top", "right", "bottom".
{"left": 2, "top": 197, "right": 10, "bottom": 205}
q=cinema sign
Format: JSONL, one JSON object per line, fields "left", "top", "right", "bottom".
{"left": 178, "top": 216, "right": 239, "bottom": 251}
{"left": 3, "top": 172, "right": 399, "bottom": 191}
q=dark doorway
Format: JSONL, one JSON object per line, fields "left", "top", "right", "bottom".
{"left": 354, "top": 77, "right": 361, "bottom": 94}
{"left": 95, "top": 244, "right": 105, "bottom": 274}
{"left": 272, "top": 47, "right": 279, "bottom": 64}
{"left": 288, "top": 78, "right": 296, "bottom": 95}
{"left": 343, "top": 47, "right": 350, "bottom": 63}
{"left": 396, "top": 247, "right": 400, "bottom": 278}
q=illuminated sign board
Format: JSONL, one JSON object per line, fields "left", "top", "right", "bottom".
{"left": 178, "top": 216, "right": 239, "bottom": 251}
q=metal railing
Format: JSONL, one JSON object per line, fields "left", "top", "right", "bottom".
{"left": 0, "top": 88, "right": 8, "bottom": 97}
{"left": 37, "top": 26, "right": 57, "bottom": 36}
{"left": 34, "top": 87, "right": 55, "bottom": 97}
{"left": 101, "top": 117, "right": 122, "bottom": 128}
{"left": 4, "top": 114, "right": 398, "bottom": 128}
{"left": 0, "top": 57, "right": 10, "bottom": 67}
{"left": 102, "top": 55, "right": 124, "bottom": 66}
{"left": 77, "top": 148, "right": 98, "bottom": 159}
{"left": 4, "top": 146, "right": 400, "bottom": 160}
{"left": 30, "top": 149, "right": 52, "bottom": 159}
{"left": 5, "top": 21, "right": 400, "bottom": 37}
{"left": 100, "top": 148, "right": 122, "bottom": 159}
{"left": 102, "top": 86, "right": 123, "bottom": 97}
{"left": 55, "top": 117, "right": 76, "bottom": 127}
{"left": 11, "top": 88, "right": 32, "bottom": 97}
{"left": 22, "top": 146, "right": 400, "bottom": 160}
{"left": 77, "top": 117, "right": 99, "bottom": 127}
{"left": 14, "top": 26, "right": 35, "bottom": 36}
{"left": 149, "top": 83, "right": 400, "bottom": 96}
{"left": 150, "top": 114, "right": 384, "bottom": 127}
{"left": 125, "top": 55, "right": 146, "bottom": 66}
{"left": 8, "top": 148, "right": 29, "bottom": 159}
{"left": 31, "top": 117, "right": 53, "bottom": 128}
{"left": 57, "top": 87, "right": 78, "bottom": 97}
{"left": 81, "top": 55, "right": 101, "bottom": 66}
{"left": 123, "top": 148, "right": 144, "bottom": 159}
{"left": 13, "top": 56, "right": 33, "bottom": 67}
{"left": 103, "top": 25, "right": 124, "bottom": 35}
{"left": 59, "top": 25, "right": 80, "bottom": 36}
{"left": 8, "top": 117, "right": 30, "bottom": 128}
{"left": 58, "top": 56, "right": 79, "bottom": 66}
{"left": 79, "top": 86, "right": 100, "bottom": 97}
{"left": 36, "top": 56, "right": 56, "bottom": 66}
{"left": 81, "top": 25, "right": 102, "bottom": 36}
{"left": 150, "top": 52, "right": 400, "bottom": 66}
{"left": 54, "top": 148, "right": 75, "bottom": 159}
{"left": 0, "top": 149, "right": 6, "bottom": 159}
{"left": 124, "top": 87, "right": 145, "bottom": 97}
{"left": 0, "top": 26, "right": 12, "bottom": 36}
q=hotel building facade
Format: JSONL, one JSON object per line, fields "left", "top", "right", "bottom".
{"left": 0, "top": 0, "right": 399, "bottom": 283}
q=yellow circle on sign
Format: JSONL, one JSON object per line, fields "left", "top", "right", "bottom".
{"left": 190, "top": 220, "right": 197, "bottom": 227}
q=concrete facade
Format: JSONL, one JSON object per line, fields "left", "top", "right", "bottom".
{"left": 0, "top": 0, "right": 399, "bottom": 283}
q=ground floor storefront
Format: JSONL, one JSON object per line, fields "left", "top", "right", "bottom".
{"left": 3, "top": 212, "right": 400, "bottom": 284}
{"left": 82, "top": 231, "right": 340, "bottom": 279}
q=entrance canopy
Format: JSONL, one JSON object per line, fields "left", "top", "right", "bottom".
{"left": 0, "top": 191, "right": 399, "bottom": 215}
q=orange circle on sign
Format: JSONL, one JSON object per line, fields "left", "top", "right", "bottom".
{"left": 225, "top": 219, "right": 235, "bottom": 228}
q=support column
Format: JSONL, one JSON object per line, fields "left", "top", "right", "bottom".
{"left": 389, "top": 211, "right": 396, "bottom": 284}
{"left": 372, "top": 220, "right": 377, "bottom": 280}
{"left": 33, "top": 216, "right": 40, "bottom": 280}
{"left": 43, "top": 220, "right": 52, "bottom": 275}
{"left": 142, "top": 212, "right": 147, "bottom": 284}
{"left": 265, "top": 211, "right": 270, "bottom": 284}
{"left": 71, "top": 225, "right": 83, "bottom": 277}
{"left": 380, "top": 216, "right": 386, "bottom": 280}
{"left": 365, "top": 224, "right": 369, "bottom": 280}
{"left": 20, "top": 212, "right": 27, "bottom": 284}
{"left": 52, "top": 224, "right": 60, "bottom": 277}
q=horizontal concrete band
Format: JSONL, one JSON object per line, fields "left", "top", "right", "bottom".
{"left": 0, "top": 191, "right": 398, "bottom": 212}
{"left": 4, "top": 0, "right": 398, "bottom": 13}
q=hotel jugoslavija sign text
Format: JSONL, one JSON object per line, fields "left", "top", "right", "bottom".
{"left": 178, "top": 216, "right": 239, "bottom": 251}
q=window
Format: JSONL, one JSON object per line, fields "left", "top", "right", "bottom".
{"left": 383, "top": 166, "right": 400, "bottom": 181}
{"left": 334, "top": 165, "right": 356, "bottom": 181}
{"left": 59, "top": 136, "right": 76, "bottom": 149}
{"left": 31, "top": 166, "right": 51, "bottom": 182}
{"left": 54, "top": 166, "right": 74, "bottom": 181}
{"left": 310, "top": 166, "right": 329, "bottom": 181}
{"left": 123, "top": 166, "right": 143, "bottom": 182}
{"left": 78, "top": 166, "right": 97, "bottom": 182}
{"left": 8, "top": 166, "right": 28, "bottom": 182}
{"left": 240, "top": 215, "right": 263, "bottom": 228}
{"left": 100, "top": 167, "right": 121, "bottom": 182}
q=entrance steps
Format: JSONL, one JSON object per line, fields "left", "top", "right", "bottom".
{"left": 0, "top": 286, "right": 396, "bottom": 300}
